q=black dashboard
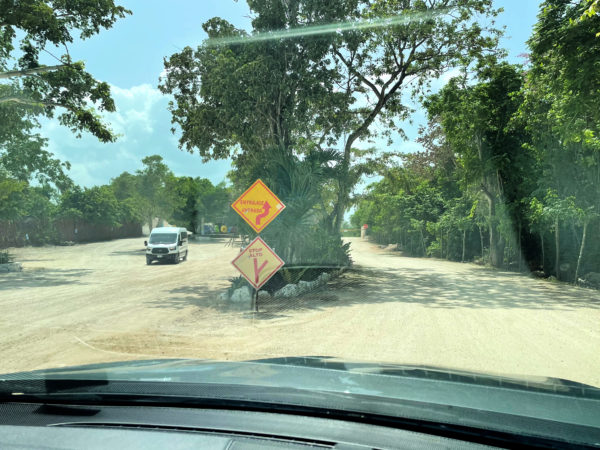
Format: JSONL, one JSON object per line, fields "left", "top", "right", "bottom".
{"left": 0, "top": 402, "right": 494, "bottom": 449}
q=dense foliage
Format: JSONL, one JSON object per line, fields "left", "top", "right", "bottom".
{"left": 159, "top": 0, "right": 501, "bottom": 268}
{"left": 0, "top": 0, "right": 133, "bottom": 247}
{"left": 0, "top": 155, "right": 232, "bottom": 247}
{"left": 3, "top": 0, "right": 600, "bottom": 287}
{"left": 353, "top": 0, "right": 600, "bottom": 283}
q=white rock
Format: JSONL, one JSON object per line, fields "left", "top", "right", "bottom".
{"left": 230, "top": 286, "right": 252, "bottom": 304}
{"left": 274, "top": 284, "right": 300, "bottom": 298}
{"left": 0, "top": 262, "right": 22, "bottom": 273}
{"left": 217, "top": 292, "right": 229, "bottom": 301}
{"left": 298, "top": 280, "right": 311, "bottom": 292}
{"left": 319, "top": 272, "right": 331, "bottom": 283}
{"left": 257, "top": 290, "right": 271, "bottom": 300}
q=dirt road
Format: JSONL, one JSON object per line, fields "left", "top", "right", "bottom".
{"left": 2, "top": 237, "right": 600, "bottom": 387}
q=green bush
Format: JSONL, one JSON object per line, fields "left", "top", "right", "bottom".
{"left": 226, "top": 276, "right": 251, "bottom": 296}
{"left": 426, "top": 240, "right": 442, "bottom": 258}
{"left": 0, "top": 250, "right": 14, "bottom": 264}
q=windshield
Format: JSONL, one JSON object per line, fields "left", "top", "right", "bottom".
{"left": 149, "top": 233, "right": 178, "bottom": 245}
{"left": 1, "top": 0, "right": 600, "bottom": 440}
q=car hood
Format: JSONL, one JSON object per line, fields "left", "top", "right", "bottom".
{"left": 2, "top": 357, "right": 600, "bottom": 429}
{"left": 3, "top": 356, "right": 595, "bottom": 394}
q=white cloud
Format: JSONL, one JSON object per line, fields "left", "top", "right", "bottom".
{"left": 39, "top": 83, "right": 232, "bottom": 188}
{"left": 429, "top": 67, "right": 464, "bottom": 92}
{"left": 107, "top": 84, "right": 164, "bottom": 135}
{"left": 38, "top": 80, "right": 429, "bottom": 191}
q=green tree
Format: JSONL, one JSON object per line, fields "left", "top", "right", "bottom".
{"left": 0, "top": 0, "right": 130, "bottom": 141}
{"left": 577, "top": 0, "right": 600, "bottom": 34}
{"left": 424, "top": 63, "right": 532, "bottom": 267}
{"left": 109, "top": 171, "right": 145, "bottom": 224}
{"left": 136, "top": 155, "right": 180, "bottom": 230}
{"left": 327, "top": 0, "right": 501, "bottom": 231}
{"left": 59, "top": 185, "right": 121, "bottom": 227}
{"left": 0, "top": 102, "right": 72, "bottom": 191}
{"left": 169, "top": 176, "right": 231, "bottom": 233}
{"left": 0, "top": 174, "right": 26, "bottom": 221}
{"left": 160, "top": 0, "right": 502, "bottom": 237}
{"left": 0, "top": 1, "right": 131, "bottom": 203}
{"left": 519, "top": 0, "right": 600, "bottom": 280}
{"left": 159, "top": 7, "right": 342, "bottom": 161}
{"left": 353, "top": 1, "right": 600, "bottom": 279}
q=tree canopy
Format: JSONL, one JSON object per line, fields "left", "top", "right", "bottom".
{"left": 160, "top": 0, "right": 502, "bottom": 235}
{"left": 353, "top": 0, "right": 600, "bottom": 283}
{"left": 1, "top": 154, "right": 233, "bottom": 247}
{"left": 0, "top": 0, "right": 130, "bottom": 197}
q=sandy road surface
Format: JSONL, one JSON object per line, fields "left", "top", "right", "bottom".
{"left": 1, "top": 237, "right": 600, "bottom": 387}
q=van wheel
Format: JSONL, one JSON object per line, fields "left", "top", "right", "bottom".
{"left": 173, "top": 253, "right": 180, "bottom": 264}
{"left": 183, "top": 251, "right": 188, "bottom": 261}
{"left": 146, "top": 256, "right": 152, "bottom": 265}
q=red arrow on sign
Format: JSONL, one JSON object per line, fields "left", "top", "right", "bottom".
{"left": 231, "top": 236, "right": 284, "bottom": 290}
{"left": 253, "top": 257, "right": 268, "bottom": 284}
{"left": 255, "top": 201, "right": 271, "bottom": 226}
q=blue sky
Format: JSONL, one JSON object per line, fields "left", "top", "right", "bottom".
{"left": 38, "top": 0, "right": 542, "bottom": 188}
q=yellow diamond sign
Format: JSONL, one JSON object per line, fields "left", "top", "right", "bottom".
{"left": 231, "top": 179, "right": 285, "bottom": 233}
{"left": 232, "top": 236, "right": 284, "bottom": 290}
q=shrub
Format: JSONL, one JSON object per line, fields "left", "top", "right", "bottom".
{"left": 0, "top": 250, "right": 14, "bottom": 264}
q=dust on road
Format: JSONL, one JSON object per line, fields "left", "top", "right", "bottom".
{"left": 1, "top": 237, "right": 600, "bottom": 387}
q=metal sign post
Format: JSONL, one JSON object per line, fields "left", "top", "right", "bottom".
{"left": 253, "top": 289, "right": 259, "bottom": 313}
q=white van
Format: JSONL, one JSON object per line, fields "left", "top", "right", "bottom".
{"left": 145, "top": 227, "right": 189, "bottom": 265}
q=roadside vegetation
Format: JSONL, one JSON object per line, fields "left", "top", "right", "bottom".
{"left": 1, "top": 154, "right": 232, "bottom": 247}
{"left": 352, "top": 0, "right": 600, "bottom": 285}
{"left": 2, "top": 0, "right": 600, "bottom": 288}
{"left": 0, "top": 2, "right": 231, "bottom": 248}
{"left": 160, "top": 0, "right": 502, "bottom": 269}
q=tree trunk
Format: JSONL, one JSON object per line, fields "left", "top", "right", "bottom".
{"left": 489, "top": 222, "right": 501, "bottom": 267}
{"left": 479, "top": 226, "right": 484, "bottom": 258}
{"left": 574, "top": 220, "right": 588, "bottom": 285}
{"left": 481, "top": 186, "right": 502, "bottom": 267}
{"left": 518, "top": 220, "right": 522, "bottom": 272}
{"left": 554, "top": 218, "right": 560, "bottom": 279}
{"left": 540, "top": 232, "right": 545, "bottom": 272}
{"left": 571, "top": 223, "right": 580, "bottom": 251}
{"left": 333, "top": 178, "right": 348, "bottom": 232}
{"left": 462, "top": 229, "right": 466, "bottom": 262}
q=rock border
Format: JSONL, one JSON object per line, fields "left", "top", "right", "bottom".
{"left": 220, "top": 268, "right": 346, "bottom": 306}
